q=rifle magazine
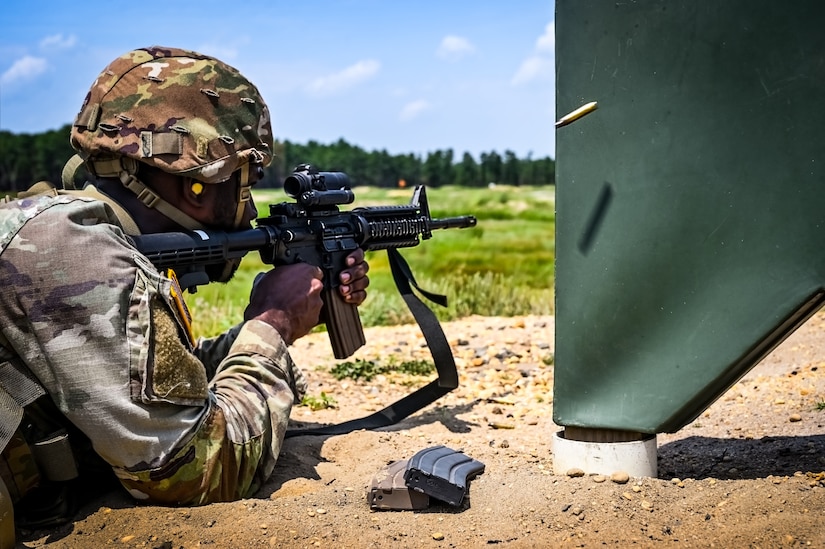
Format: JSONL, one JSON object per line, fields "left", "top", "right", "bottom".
{"left": 323, "top": 289, "right": 365, "bottom": 359}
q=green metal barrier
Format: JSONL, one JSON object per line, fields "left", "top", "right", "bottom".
{"left": 554, "top": 0, "right": 825, "bottom": 433}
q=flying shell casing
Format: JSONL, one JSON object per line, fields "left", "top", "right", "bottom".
{"left": 555, "top": 101, "right": 598, "bottom": 128}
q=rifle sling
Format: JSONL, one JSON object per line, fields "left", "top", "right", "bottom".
{"left": 285, "top": 248, "right": 458, "bottom": 437}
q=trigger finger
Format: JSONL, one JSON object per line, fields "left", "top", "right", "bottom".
{"left": 346, "top": 248, "right": 365, "bottom": 266}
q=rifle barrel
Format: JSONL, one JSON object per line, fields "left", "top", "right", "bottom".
{"left": 429, "top": 215, "right": 478, "bottom": 230}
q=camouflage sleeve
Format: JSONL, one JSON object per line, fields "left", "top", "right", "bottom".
{"left": 114, "top": 320, "right": 308, "bottom": 505}
{"left": 193, "top": 324, "right": 244, "bottom": 378}
{"left": 0, "top": 195, "right": 307, "bottom": 506}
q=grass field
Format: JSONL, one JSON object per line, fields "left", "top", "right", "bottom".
{"left": 188, "top": 184, "right": 556, "bottom": 338}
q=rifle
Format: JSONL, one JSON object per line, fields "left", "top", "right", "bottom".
{"left": 130, "top": 164, "right": 477, "bottom": 360}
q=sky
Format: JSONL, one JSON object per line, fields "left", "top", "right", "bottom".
{"left": 0, "top": 1, "right": 555, "bottom": 161}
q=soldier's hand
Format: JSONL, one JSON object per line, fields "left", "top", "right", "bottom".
{"left": 338, "top": 248, "right": 370, "bottom": 306}
{"left": 244, "top": 263, "right": 324, "bottom": 344}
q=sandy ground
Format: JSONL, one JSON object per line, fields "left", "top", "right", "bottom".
{"left": 15, "top": 313, "right": 825, "bottom": 548}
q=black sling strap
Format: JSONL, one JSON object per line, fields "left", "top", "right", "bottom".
{"left": 285, "top": 248, "right": 459, "bottom": 437}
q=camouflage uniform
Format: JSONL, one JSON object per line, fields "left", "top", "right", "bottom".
{"left": 0, "top": 47, "right": 307, "bottom": 506}
{"left": 0, "top": 189, "right": 306, "bottom": 505}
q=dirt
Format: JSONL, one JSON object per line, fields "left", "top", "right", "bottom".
{"left": 16, "top": 313, "right": 825, "bottom": 548}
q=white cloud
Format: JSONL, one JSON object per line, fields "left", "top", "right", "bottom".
{"left": 307, "top": 59, "right": 380, "bottom": 96}
{"left": 511, "top": 55, "right": 552, "bottom": 86}
{"left": 535, "top": 22, "right": 555, "bottom": 54}
{"left": 511, "top": 21, "right": 554, "bottom": 86}
{"left": 399, "top": 99, "right": 431, "bottom": 122}
{"left": 39, "top": 34, "right": 77, "bottom": 50}
{"left": 437, "top": 35, "right": 475, "bottom": 62}
{"left": 1, "top": 56, "right": 48, "bottom": 88}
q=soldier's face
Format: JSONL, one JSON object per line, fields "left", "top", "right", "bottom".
{"left": 205, "top": 176, "right": 258, "bottom": 231}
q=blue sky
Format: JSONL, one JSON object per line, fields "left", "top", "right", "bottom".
{"left": 0, "top": 1, "right": 555, "bottom": 161}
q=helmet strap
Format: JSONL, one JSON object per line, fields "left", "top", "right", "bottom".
{"left": 89, "top": 157, "right": 205, "bottom": 230}
{"left": 61, "top": 154, "right": 86, "bottom": 190}
{"left": 118, "top": 171, "right": 207, "bottom": 231}
{"left": 89, "top": 155, "right": 263, "bottom": 231}
{"left": 233, "top": 162, "right": 254, "bottom": 229}
{"left": 232, "top": 149, "right": 263, "bottom": 228}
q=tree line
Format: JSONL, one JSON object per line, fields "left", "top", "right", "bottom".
{"left": 0, "top": 125, "right": 555, "bottom": 192}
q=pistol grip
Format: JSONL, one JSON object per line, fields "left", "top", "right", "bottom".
{"left": 322, "top": 286, "right": 365, "bottom": 359}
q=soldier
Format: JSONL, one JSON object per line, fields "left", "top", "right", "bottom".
{"left": 0, "top": 46, "right": 370, "bottom": 533}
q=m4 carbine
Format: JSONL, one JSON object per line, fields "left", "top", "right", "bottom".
{"left": 130, "top": 164, "right": 477, "bottom": 359}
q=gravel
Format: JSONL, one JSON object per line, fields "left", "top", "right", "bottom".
{"left": 16, "top": 314, "right": 825, "bottom": 548}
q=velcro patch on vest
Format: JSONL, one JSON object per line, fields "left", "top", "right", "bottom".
{"left": 148, "top": 298, "right": 208, "bottom": 405}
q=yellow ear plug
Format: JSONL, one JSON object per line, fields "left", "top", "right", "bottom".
{"left": 191, "top": 182, "right": 204, "bottom": 196}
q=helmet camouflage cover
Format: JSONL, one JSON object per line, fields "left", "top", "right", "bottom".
{"left": 71, "top": 46, "right": 273, "bottom": 184}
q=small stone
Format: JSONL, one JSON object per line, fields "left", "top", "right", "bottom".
{"left": 432, "top": 532, "right": 445, "bottom": 541}
{"left": 641, "top": 500, "right": 653, "bottom": 511}
{"left": 316, "top": 508, "right": 327, "bottom": 515}
{"left": 789, "top": 414, "right": 802, "bottom": 422}
{"left": 611, "top": 471, "right": 630, "bottom": 484}
{"left": 592, "top": 475, "right": 606, "bottom": 483}
{"left": 566, "top": 468, "right": 585, "bottom": 478}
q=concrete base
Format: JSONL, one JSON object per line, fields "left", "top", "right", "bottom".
{"left": 552, "top": 430, "right": 658, "bottom": 478}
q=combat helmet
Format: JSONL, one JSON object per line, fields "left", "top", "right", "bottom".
{"left": 66, "top": 45, "right": 273, "bottom": 230}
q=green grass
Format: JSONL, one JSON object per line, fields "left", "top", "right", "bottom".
{"left": 329, "top": 357, "right": 435, "bottom": 382}
{"left": 299, "top": 392, "right": 338, "bottom": 411}
{"left": 189, "top": 184, "right": 555, "bottom": 337}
